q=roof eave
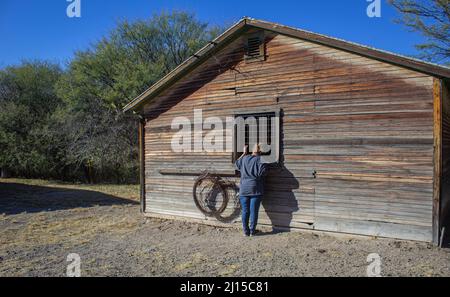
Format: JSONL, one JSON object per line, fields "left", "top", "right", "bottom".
{"left": 122, "top": 17, "right": 249, "bottom": 113}
{"left": 246, "top": 18, "right": 450, "bottom": 79}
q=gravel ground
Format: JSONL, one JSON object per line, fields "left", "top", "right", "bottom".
{"left": 1, "top": 178, "right": 450, "bottom": 277}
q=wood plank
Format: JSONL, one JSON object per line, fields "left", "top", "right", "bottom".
{"left": 140, "top": 31, "right": 436, "bottom": 242}
{"left": 139, "top": 118, "right": 146, "bottom": 213}
{"left": 314, "top": 217, "right": 432, "bottom": 242}
{"left": 433, "top": 78, "right": 442, "bottom": 245}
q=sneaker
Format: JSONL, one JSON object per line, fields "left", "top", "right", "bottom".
{"left": 244, "top": 232, "right": 250, "bottom": 237}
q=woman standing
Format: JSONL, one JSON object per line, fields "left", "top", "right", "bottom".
{"left": 235, "top": 144, "right": 269, "bottom": 236}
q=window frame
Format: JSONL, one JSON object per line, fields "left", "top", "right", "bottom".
{"left": 232, "top": 107, "right": 281, "bottom": 164}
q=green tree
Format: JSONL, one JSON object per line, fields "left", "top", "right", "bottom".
{"left": 389, "top": 0, "right": 450, "bottom": 64}
{"left": 0, "top": 11, "right": 222, "bottom": 182}
{"left": 0, "top": 61, "right": 63, "bottom": 178}
{"left": 55, "top": 11, "right": 222, "bottom": 183}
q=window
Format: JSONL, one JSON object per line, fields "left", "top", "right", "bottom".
{"left": 245, "top": 32, "right": 265, "bottom": 62}
{"left": 233, "top": 110, "right": 280, "bottom": 164}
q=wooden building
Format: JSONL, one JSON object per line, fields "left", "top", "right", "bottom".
{"left": 124, "top": 18, "right": 450, "bottom": 244}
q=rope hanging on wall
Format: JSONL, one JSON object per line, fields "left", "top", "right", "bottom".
{"left": 193, "top": 171, "right": 241, "bottom": 223}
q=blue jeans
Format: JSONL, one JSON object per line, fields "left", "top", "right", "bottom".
{"left": 240, "top": 195, "right": 262, "bottom": 235}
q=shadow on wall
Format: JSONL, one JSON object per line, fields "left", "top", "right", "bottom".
{"left": 260, "top": 109, "right": 301, "bottom": 233}
{"left": 0, "top": 182, "right": 138, "bottom": 215}
{"left": 261, "top": 164, "right": 300, "bottom": 232}
{"left": 442, "top": 211, "right": 450, "bottom": 248}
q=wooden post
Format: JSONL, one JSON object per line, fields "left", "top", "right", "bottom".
{"left": 433, "top": 78, "right": 442, "bottom": 245}
{"left": 139, "top": 117, "right": 146, "bottom": 213}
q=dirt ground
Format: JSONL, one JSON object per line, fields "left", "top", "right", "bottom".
{"left": 1, "top": 178, "right": 449, "bottom": 277}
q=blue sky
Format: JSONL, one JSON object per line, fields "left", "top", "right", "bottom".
{"left": 0, "top": 0, "right": 427, "bottom": 68}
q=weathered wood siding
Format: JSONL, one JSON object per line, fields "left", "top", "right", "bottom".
{"left": 142, "top": 31, "right": 435, "bottom": 241}
{"left": 441, "top": 79, "right": 450, "bottom": 230}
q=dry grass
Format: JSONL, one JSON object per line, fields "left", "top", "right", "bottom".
{"left": 0, "top": 178, "right": 140, "bottom": 246}
{"left": 0, "top": 178, "right": 141, "bottom": 275}
{"left": 1, "top": 178, "right": 449, "bottom": 277}
{"left": 1, "top": 210, "right": 139, "bottom": 250}
{"left": 0, "top": 178, "right": 139, "bottom": 201}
